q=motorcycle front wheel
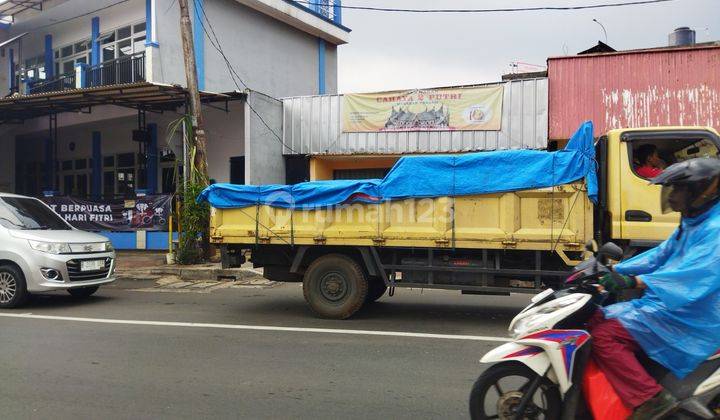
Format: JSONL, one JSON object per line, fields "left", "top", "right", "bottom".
{"left": 469, "top": 362, "right": 561, "bottom": 420}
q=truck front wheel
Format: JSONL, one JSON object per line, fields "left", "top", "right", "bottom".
{"left": 303, "top": 254, "right": 368, "bottom": 319}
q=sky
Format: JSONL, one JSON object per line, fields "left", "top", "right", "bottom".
{"left": 336, "top": 0, "right": 720, "bottom": 93}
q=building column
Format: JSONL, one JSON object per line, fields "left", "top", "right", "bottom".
{"left": 75, "top": 63, "right": 87, "bottom": 88}
{"left": 44, "top": 137, "right": 54, "bottom": 191}
{"left": 333, "top": 0, "right": 342, "bottom": 24}
{"left": 7, "top": 48, "right": 13, "bottom": 92}
{"left": 192, "top": 0, "right": 205, "bottom": 90}
{"left": 44, "top": 34, "right": 54, "bottom": 79}
{"left": 147, "top": 123, "right": 158, "bottom": 193}
{"left": 92, "top": 132, "right": 102, "bottom": 199}
{"left": 144, "top": 0, "right": 160, "bottom": 83}
{"left": 91, "top": 17, "right": 100, "bottom": 66}
{"left": 145, "top": 0, "right": 159, "bottom": 47}
{"left": 317, "top": 39, "right": 326, "bottom": 95}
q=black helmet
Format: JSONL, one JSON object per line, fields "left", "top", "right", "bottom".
{"left": 651, "top": 158, "right": 720, "bottom": 215}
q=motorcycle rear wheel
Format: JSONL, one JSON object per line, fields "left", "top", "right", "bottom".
{"left": 469, "top": 362, "right": 561, "bottom": 420}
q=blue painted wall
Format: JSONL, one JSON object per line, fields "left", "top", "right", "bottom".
{"left": 317, "top": 38, "right": 326, "bottom": 94}
{"left": 92, "top": 132, "right": 102, "bottom": 199}
{"left": 145, "top": 0, "right": 159, "bottom": 47}
{"left": 147, "top": 123, "right": 158, "bottom": 193}
{"left": 193, "top": 0, "right": 205, "bottom": 90}
{"left": 44, "top": 35, "right": 54, "bottom": 79}
{"left": 147, "top": 232, "right": 178, "bottom": 250}
{"left": 7, "top": 48, "right": 13, "bottom": 92}
{"left": 91, "top": 17, "right": 100, "bottom": 66}
{"left": 100, "top": 232, "right": 136, "bottom": 250}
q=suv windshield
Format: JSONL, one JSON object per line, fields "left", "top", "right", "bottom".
{"left": 0, "top": 197, "right": 71, "bottom": 230}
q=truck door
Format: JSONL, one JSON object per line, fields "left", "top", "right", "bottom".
{"left": 618, "top": 129, "right": 720, "bottom": 242}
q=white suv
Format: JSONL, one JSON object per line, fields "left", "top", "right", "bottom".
{"left": 0, "top": 193, "right": 116, "bottom": 308}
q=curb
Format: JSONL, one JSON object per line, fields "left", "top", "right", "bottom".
{"left": 116, "top": 267, "right": 264, "bottom": 282}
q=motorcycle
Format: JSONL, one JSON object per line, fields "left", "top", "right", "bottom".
{"left": 469, "top": 242, "right": 720, "bottom": 420}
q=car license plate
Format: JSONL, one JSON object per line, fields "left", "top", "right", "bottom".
{"left": 81, "top": 260, "right": 105, "bottom": 272}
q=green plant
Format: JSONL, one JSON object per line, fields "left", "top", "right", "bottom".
{"left": 176, "top": 180, "right": 208, "bottom": 264}
{"left": 167, "top": 115, "right": 210, "bottom": 265}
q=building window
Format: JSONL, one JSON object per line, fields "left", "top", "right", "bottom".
{"left": 102, "top": 152, "right": 139, "bottom": 198}
{"left": 98, "top": 21, "right": 147, "bottom": 62}
{"left": 59, "top": 157, "right": 91, "bottom": 197}
{"left": 49, "top": 20, "right": 146, "bottom": 79}
{"left": 17, "top": 55, "right": 46, "bottom": 84}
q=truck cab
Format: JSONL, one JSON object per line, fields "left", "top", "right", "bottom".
{"left": 601, "top": 127, "right": 720, "bottom": 253}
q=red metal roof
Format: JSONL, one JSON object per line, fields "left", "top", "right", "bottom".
{"left": 548, "top": 44, "right": 720, "bottom": 139}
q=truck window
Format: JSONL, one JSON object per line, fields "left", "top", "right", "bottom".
{"left": 629, "top": 138, "right": 719, "bottom": 180}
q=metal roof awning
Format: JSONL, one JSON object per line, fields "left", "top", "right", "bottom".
{"left": 0, "top": 82, "right": 246, "bottom": 122}
{"left": 0, "top": 31, "right": 28, "bottom": 48}
{"left": 0, "top": 0, "right": 42, "bottom": 18}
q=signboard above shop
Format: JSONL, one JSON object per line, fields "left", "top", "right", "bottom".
{"left": 342, "top": 85, "right": 504, "bottom": 133}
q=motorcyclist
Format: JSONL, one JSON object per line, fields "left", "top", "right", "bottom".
{"left": 589, "top": 157, "right": 720, "bottom": 419}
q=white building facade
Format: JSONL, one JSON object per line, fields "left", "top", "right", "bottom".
{"left": 0, "top": 0, "right": 349, "bottom": 249}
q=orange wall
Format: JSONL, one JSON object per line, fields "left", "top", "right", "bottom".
{"left": 310, "top": 156, "right": 400, "bottom": 180}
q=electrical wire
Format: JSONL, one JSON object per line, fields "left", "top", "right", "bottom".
{"left": 294, "top": 0, "right": 678, "bottom": 13}
{"left": 32, "top": 0, "right": 132, "bottom": 31}
{"left": 192, "top": 0, "right": 300, "bottom": 154}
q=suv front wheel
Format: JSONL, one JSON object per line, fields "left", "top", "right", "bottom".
{"left": 0, "top": 264, "right": 28, "bottom": 308}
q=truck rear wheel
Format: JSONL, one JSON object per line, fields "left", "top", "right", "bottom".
{"left": 303, "top": 254, "right": 368, "bottom": 319}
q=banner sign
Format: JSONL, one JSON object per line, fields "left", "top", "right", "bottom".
{"left": 342, "top": 85, "right": 503, "bottom": 132}
{"left": 42, "top": 195, "right": 173, "bottom": 232}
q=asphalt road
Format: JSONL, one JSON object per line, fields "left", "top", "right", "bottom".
{"left": 0, "top": 279, "right": 531, "bottom": 420}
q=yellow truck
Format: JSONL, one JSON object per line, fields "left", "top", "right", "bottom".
{"left": 209, "top": 127, "right": 719, "bottom": 319}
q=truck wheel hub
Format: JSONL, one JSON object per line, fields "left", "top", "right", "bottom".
{"left": 320, "top": 272, "right": 347, "bottom": 302}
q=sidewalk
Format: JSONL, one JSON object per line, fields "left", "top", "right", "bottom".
{"left": 114, "top": 251, "right": 273, "bottom": 289}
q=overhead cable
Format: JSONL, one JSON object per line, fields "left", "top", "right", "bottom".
{"left": 294, "top": 0, "right": 677, "bottom": 13}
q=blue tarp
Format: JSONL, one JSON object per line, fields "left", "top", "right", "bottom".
{"left": 198, "top": 121, "right": 597, "bottom": 209}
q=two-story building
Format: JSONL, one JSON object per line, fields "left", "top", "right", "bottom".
{"left": 0, "top": 0, "right": 349, "bottom": 249}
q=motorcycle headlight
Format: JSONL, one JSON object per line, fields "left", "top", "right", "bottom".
{"left": 28, "top": 240, "right": 72, "bottom": 254}
{"left": 509, "top": 294, "right": 586, "bottom": 338}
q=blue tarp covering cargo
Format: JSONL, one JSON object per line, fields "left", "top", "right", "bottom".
{"left": 198, "top": 121, "right": 597, "bottom": 209}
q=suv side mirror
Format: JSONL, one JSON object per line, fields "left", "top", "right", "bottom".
{"left": 598, "top": 242, "right": 624, "bottom": 261}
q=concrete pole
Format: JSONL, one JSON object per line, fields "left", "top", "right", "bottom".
{"left": 177, "top": 0, "right": 208, "bottom": 183}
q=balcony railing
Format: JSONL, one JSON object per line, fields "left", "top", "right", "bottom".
{"left": 300, "top": 0, "right": 342, "bottom": 25}
{"left": 86, "top": 52, "right": 145, "bottom": 88}
{"left": 24, "top": 52, "right": 145, "bottom": 95}
{"left": 28, "top": 72, "right": 76, "bottom": 94}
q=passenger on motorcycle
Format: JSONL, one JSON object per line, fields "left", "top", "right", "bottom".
{"left": 591, "top": 157, "right": 720, "bottom": 419}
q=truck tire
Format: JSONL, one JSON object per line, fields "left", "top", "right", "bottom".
{"left": 365, "top": 278, "right": 387, "bottom": 304}
{"left": 303, "top": 254, "right": 368, "bottom": 319}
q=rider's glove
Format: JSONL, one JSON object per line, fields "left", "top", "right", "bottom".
{"left": 599, "top": 272, "right": 637, "bottom": 293}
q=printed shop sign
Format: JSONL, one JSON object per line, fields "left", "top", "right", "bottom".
{"left": 42, "top": 195, "right": 173, "bottom": 231}
{"left": 342, "top": 85, "right": 503, "bottom": 132}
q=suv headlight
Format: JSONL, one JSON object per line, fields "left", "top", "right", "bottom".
{"left": 104, "top": 241, "right": 114, "bottom": 252}
{"left": 29, "top": 240, "right": 72, "bottom": 254}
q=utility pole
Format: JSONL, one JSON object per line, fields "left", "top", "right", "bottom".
{"left": 178, "top": 0, "right": 208, "bottom": 182}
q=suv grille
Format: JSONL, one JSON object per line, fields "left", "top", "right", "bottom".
{"left": 66, "top": 258, "right": 113, "bottom": 281}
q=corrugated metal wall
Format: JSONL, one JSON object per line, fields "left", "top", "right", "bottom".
{"left": 548, "top": 45, "right": 720, "bottom": 139}
{"left": 282, "top": 78, "right": 548, "bottom": 155}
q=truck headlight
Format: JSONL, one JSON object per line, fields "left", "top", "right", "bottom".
{"left": 29, "top": 240, "right": 72, "bottom": 254}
